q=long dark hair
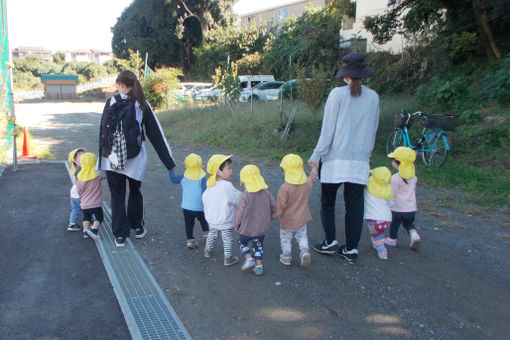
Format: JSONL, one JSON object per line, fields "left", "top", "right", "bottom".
{"left": 116, "top": 70, "right": 149, "bottom": 114}
{"left": 350, "top": 78, "right": 362, "bottom": 97}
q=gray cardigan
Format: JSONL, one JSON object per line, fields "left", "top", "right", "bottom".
{"left": 309, "top": 85, "right": 379, "bottom": 184}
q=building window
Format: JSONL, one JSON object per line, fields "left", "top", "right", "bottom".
{"left": 247, "top": 16, "right": 254, "bottom": 23}
{"left": 278, "top": 7, "right": 289, "bottom": 20}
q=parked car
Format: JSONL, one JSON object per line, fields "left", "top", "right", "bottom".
{"left": 184, "top": 83, "right": 213, "bottom": 97}
{"left": 239, "top": 81, "right": 285, "bottom": 102}
{"left": 238, "top": 75, "right": 275, "bottom": 91}
{"left": 195, "top": 86, "right": 222, "bottom": 101}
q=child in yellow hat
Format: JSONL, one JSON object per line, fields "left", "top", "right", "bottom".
{"left": 385, "top": 147, "right": 421, "bottom": 250}
{"left": 67, "top": 148, "right": 86, "bottom": 232}
{"left": 202, "top": 154, "right": 241, "bottom": 266}
{"left": 364, "top": 167, "right": 393, "bottom": 260}
{"left": 233, "top": 165, "right": 276, "bottom": 275}
{"left": 75, "top": 152, "right": 104, "bottom": 240}
{"left": 169, "top": 153, "right": 209, "bottom": 249}
{"left": 273, "top": 154, "right": 318, "bottom": 267}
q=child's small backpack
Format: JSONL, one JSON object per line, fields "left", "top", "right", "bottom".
{"left": 99, "top": 95, "right": 144, "bottom": 169}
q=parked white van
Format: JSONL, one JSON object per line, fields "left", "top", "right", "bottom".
{"left": 238, "top": 75, "right": 275, "bottom": 90}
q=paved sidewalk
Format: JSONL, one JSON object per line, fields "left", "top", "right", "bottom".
{"left": 0, "top": 162, "right": 130, "bottom": 339}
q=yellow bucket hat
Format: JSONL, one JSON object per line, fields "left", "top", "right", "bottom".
{"left": 184, "top": 153, "right": 206, "bottom": 180}
{"left": 366, "top": 167, "right": 393, "bottom": 200}
{"left": 240, "top": 164, "right": 268, "bottom": 193}
{"left": 206, "top": 154, "right": 233, "bottom": 188}
{"left": 77, "top": 152, "right": 99, "bottom": 182}
{"left": 387, "top": 146, "right": 416, "bottom": 179}
{"left": 280, "top": 154, "right": 307, "bottom": 185}
{"left": 68, "top": 147, "right": 86, "bottom": 175}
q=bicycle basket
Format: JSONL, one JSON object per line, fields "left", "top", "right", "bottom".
{"left": 421, "top": 114, "right": 459, "bottom": 131}
{"left": 393, "top": 115, "right": 414, "bottom": 129}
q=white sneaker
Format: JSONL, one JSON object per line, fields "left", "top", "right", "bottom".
{"left": 300, "top": 249, "right": 311, "bottom": 267}
{"left": 241, "top": 258, "right": 255, "bottom": 271}
{"left": 279, "top": 254, "right": 292, "bottom": 266}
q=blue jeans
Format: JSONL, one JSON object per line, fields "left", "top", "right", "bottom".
{"left": 69, "top": 197, "right": 81, "bottom": 225}
{"left": 237, "top": 234, "right": 265, "bottom": 261}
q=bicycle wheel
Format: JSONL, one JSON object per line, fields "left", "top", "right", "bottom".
{"left": 386, "top": 129, "right": 405, "bottom": 155}
{"left": 421, "top": 133, "right": 448, "bottom": 167}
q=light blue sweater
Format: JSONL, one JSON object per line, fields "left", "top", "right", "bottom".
{"left": 169, "top": 170, "right": 207, "bottom": 211}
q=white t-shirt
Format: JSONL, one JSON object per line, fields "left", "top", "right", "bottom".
{"left": 363, "top": 189, "right": 393, "bottom": 221}
{"left": 202, "top": 180, "right": 241, "bottom": 230}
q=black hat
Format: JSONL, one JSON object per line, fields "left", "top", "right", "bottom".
{"left": 335, "top": 52, "right": 374, "bottom": 79}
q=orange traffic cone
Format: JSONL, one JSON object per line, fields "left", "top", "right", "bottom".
{"left": 20, "top": 127, "right": 37, "bottom": 160}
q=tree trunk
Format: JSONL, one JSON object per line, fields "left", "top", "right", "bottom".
{"left": 472, "top": 2, "right": 502, "bottom": 61}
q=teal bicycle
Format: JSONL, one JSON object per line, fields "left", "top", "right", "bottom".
{"left": 386, "top": 110, "right": 458, "bottom": 167}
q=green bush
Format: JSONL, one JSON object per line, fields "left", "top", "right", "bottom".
{"left": 13, "top": 71, "right": 42, "bottom": 91}
{"left": 236, "top": 52, "right": 263, "bottom": 75}
{"left": 192, "top": 24, "right": 272, "bottom": 79}
{"left": 415, "top": 76, "right": 473, "bottom": 111}
{"left": 142, "top": 67, "right": 183, "bottom": 110}
{"left": 480, "top": 54, "right": 510, "bottom": 105}
{"left": 263, "top": 6, "right": 341, "bottom": 80}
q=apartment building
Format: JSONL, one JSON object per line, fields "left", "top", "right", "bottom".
{"left": 340, "top": 0, "right": 405, "bottom": 54}
{"left": 64, "top": 49, "right": 113, "bottom": 64}
{"left": 239, "top": 0, "right": 325, "bottom": 29}
{"left": 12, "top": 46, "right": 52, "bottom": 61}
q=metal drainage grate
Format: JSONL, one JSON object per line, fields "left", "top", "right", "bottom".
{"left": 97, "top": 206, "right": 192, "bottom": 340}
{"left": 66, "top": 159, "right": 191, "bottom": 339}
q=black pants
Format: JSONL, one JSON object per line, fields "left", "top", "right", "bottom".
{"left": 389, "top": 211, "right": 416, "bottom": 239}
{"left": 183, "top": 209, "right": 209, "bottom": 239}
{"left": 106, "top": 171, "right": 144, "bottom": 238}
{"left": 320, "top": 182, "right": 365, "bottom": 250}
{"left": 82, "top": 207, "right": 104, "bottom": 223}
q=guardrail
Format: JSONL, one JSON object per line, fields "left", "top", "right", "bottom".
{"left": 77, "top": 76, "right": 116, "bottom": 92}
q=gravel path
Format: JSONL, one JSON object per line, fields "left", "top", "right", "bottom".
{"left": 14, "top": 100, "right": 510, "bottom": 339}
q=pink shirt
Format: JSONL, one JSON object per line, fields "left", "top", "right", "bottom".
{"left": 390, "top": 173, "right": 417, "bottom": 212}
{"left": 75, "top": 177, "right": 103, "bottom": 209}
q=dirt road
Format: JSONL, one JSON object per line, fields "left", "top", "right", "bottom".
{"left": 14, "top": 100, "right": 510, "bottom": 339}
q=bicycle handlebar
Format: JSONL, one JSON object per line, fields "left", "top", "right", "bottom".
{"left": 400, "top": 110, "right": 426, "bottom": 117}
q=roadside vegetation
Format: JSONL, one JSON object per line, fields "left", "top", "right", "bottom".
{"left": 158, "top": 94, "right": 509, "bottom": 208}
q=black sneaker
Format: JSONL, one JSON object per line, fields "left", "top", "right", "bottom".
{"left": 338, "top": 245, "right": 358, "bottom": 263}
{"left": 313, "top": 240, "right": 339, "bottom": 254}
{"left": 115, "top": 236, "right": 126, "bottom": 248}
{"left": 135, "top": 226, "right": 147, "bottom": 239}
{"left": 67, "top": 224, "right": 80, "bottom": 231}
{"left": 83, "top": 231, "right": 89, "bottom": 239}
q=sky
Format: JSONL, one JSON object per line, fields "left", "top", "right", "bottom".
{"left": 7, "top": 0, "right": 292, "bottom": 52}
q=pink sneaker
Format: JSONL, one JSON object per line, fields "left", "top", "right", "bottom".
{"left": 377, "top": 251, "right": 388, "bottom": 260}
{"left": 410, "top": 233, "right": 421, "bottom": 250}
{"left": 384, "top": 237, "right": 397, "bottom": 247}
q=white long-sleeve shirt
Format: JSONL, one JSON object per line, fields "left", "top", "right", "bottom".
{"left": 202, "top": 180, "right": 241, "bottom": 230}
{"left": 309, "top": 85, "right": 380, "bottom": 185}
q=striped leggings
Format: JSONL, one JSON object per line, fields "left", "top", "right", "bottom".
{"left": 366, "top": 219, "right": 390, "bottom": 253}
{"left": 205, "top": 228, "right": 234, "bottom": 259}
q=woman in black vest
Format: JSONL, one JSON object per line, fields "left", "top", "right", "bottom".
{"left": 98, "top": 70, "right": 176, "bottom": 247}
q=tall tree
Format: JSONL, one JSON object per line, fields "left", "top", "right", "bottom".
{"left": 363, "top": 0, "right": 510, "bottom": 61}
{"left": 111, "top": 0, "right": 235, "bottom": 71}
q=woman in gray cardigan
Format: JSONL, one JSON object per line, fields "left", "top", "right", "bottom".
{"left": 308, "top": 52, "right": 380, "bottom": 263}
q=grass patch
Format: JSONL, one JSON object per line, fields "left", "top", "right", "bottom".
{"left": 158, "top": 96, "right": 510, "bottom": 207}
{"left": 0, "top": 120, "right": 53, "bottom": 164}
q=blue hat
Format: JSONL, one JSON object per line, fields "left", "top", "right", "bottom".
{"left": 335, "top": 52, "right": 374, "bottom": 79}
